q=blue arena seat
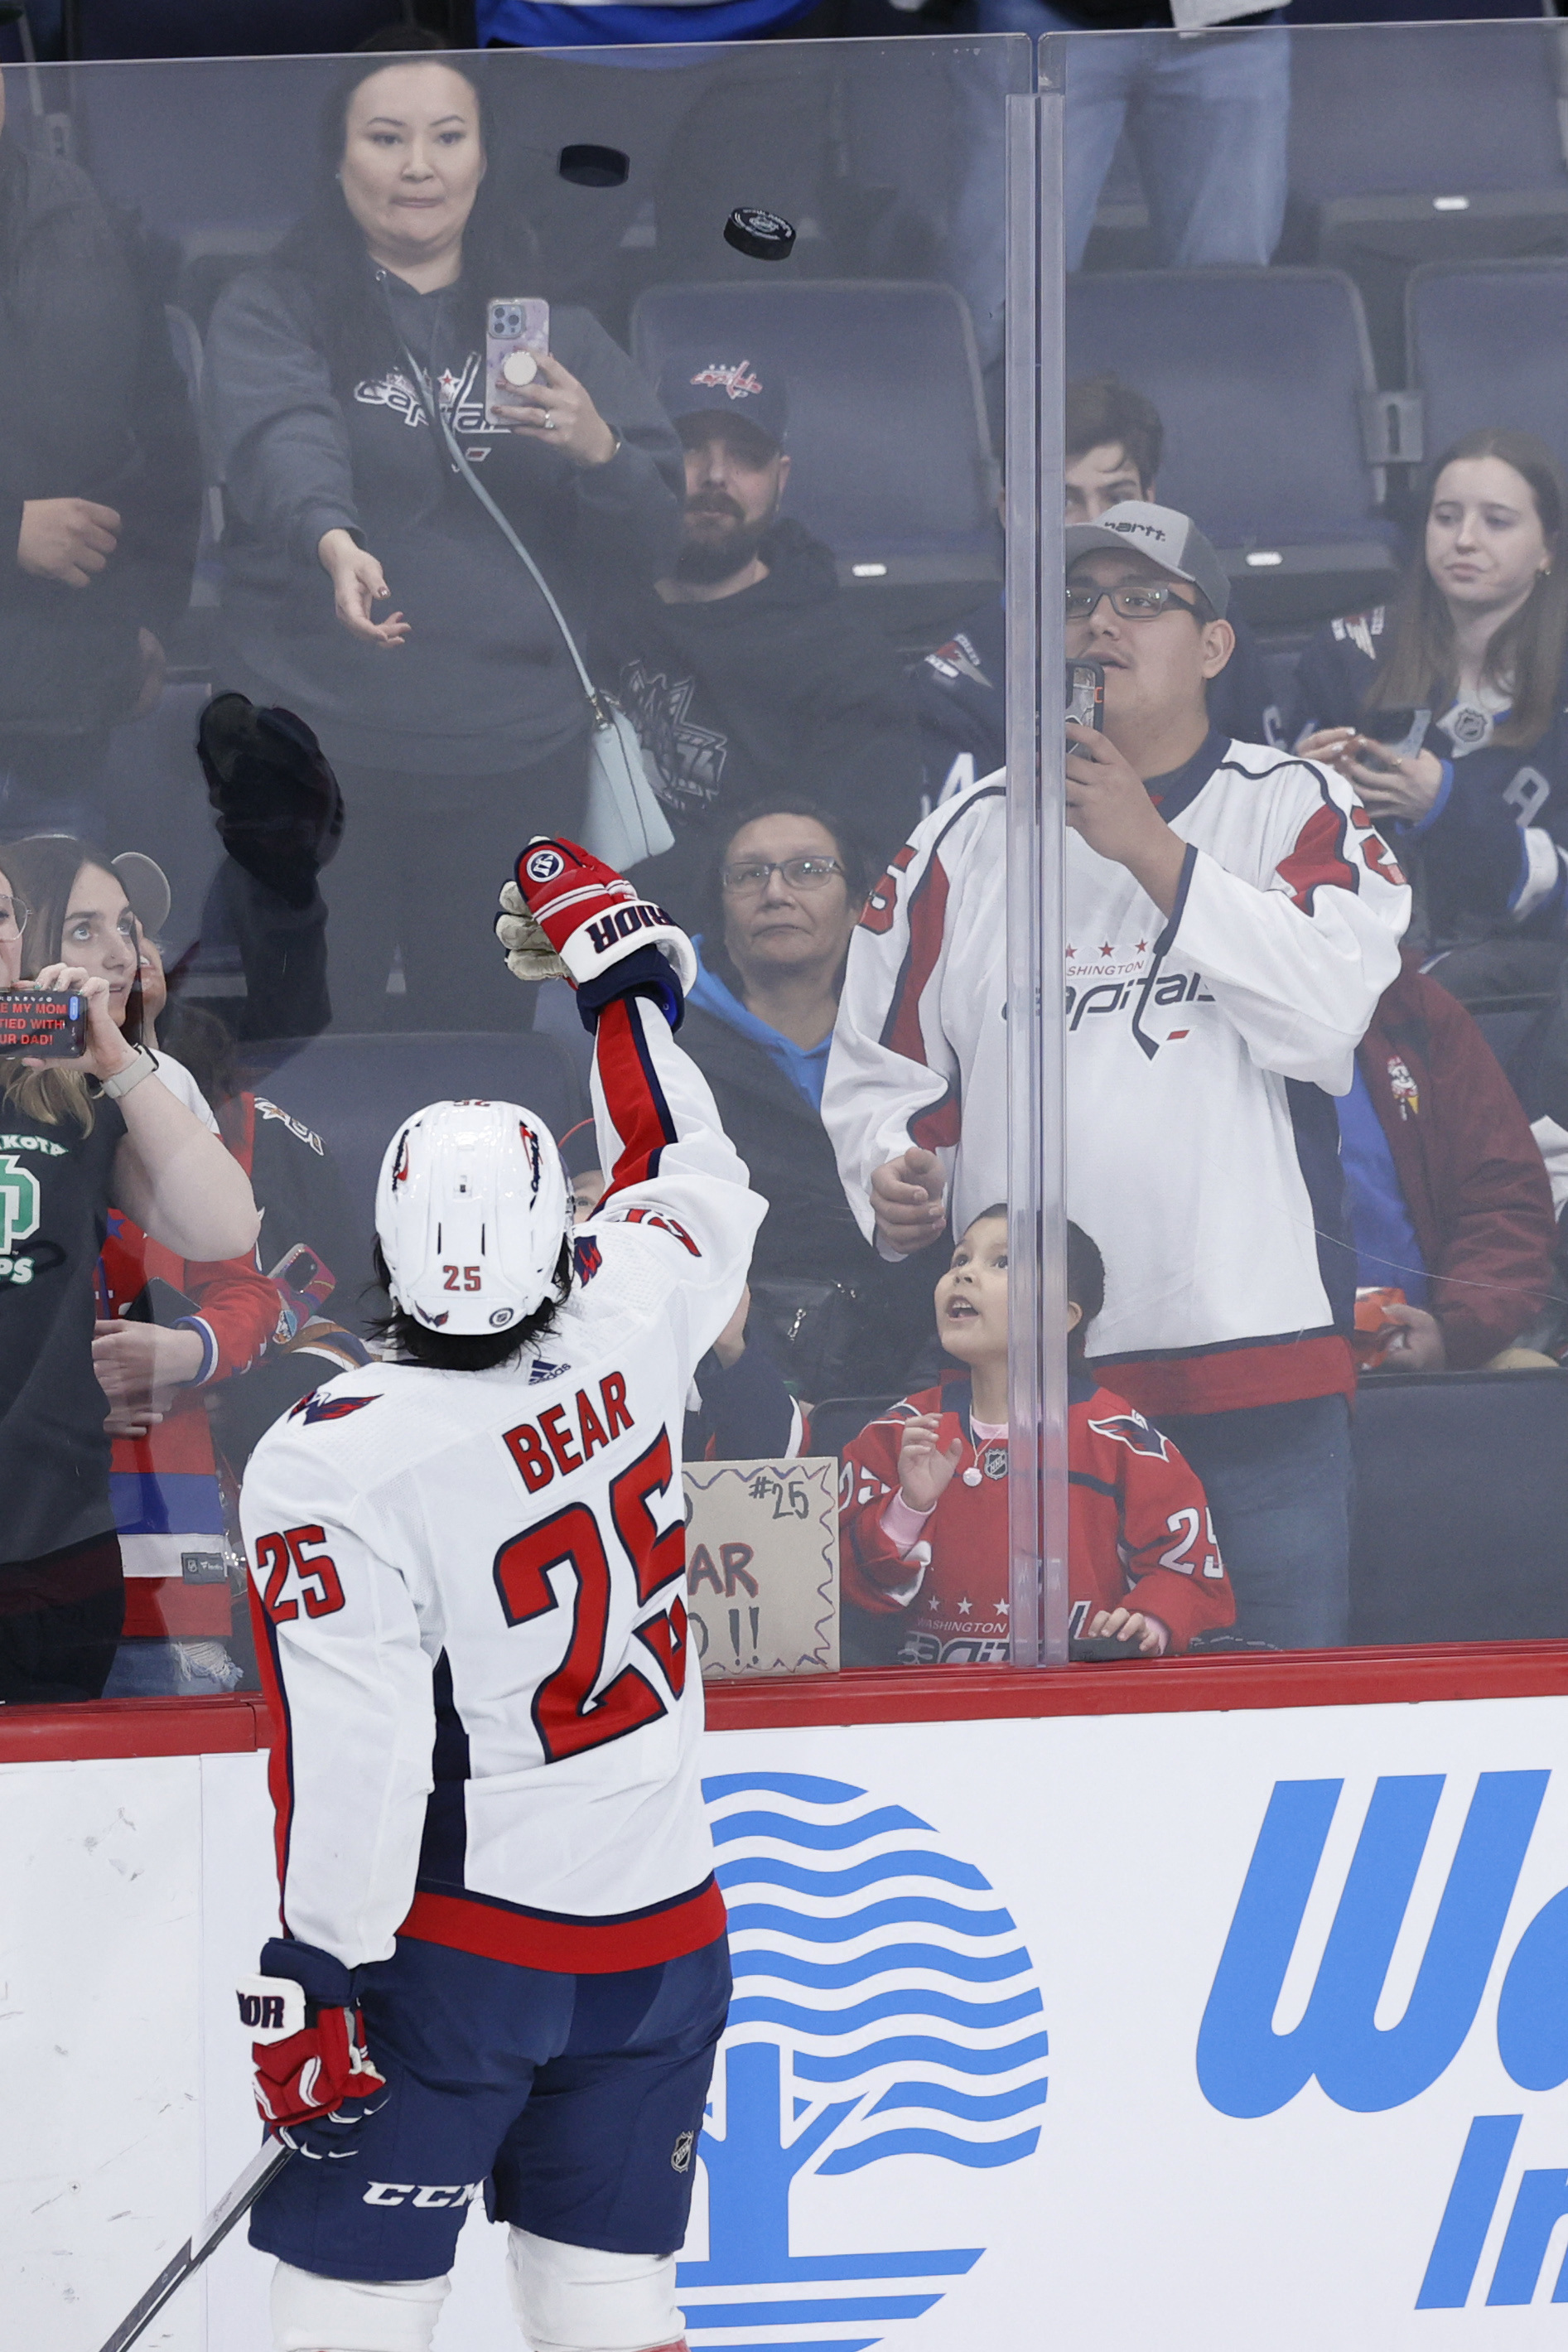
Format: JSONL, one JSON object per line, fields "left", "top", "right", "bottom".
{"left": 630, "top": 282, "right": 1000, "bottom": 593}
{"left": 1065, "top": 268, "right": 1396, "bottom": 622}
{"left": 1406, "top": 258, "right": 1568, "bottom": 484}
{"left": 252, "top": 1030, "right": 592, "bottom": 1285}
{"left": 1349, "top": 1369, "right": 1568, "bottom": 1643}
{"left": 1288, "top": 23, "right": 1568, "bottom": 382}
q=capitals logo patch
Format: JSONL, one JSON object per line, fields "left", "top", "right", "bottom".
{"left": 1087, "top": 1409, "right": 1170, "bottom": 1460}
{"left": 289, "top": 1391, "right": 382, "bottom": 1426}
{"left": 573, "top": 1235, "right": 603, "bottom": 1285}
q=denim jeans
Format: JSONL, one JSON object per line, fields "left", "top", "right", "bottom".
{"left": 975, "top": 4, "right": 1291, "bottom": 273}
{"left": 1158, "top": 1392, "right": 1352, "bottom": 1650}
{"left": 103, "top": 1636, "right": 245, "bottom": 1697}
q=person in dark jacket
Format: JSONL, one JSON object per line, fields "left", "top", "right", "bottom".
{"left": 679, "top": 797, "right": 930, "bottom": 1398}
{"left": 0, "top": 69, "right": 200, "bottom": 838}
{"left": 1289, "top": 430, "right": 1568, "bottom": 965}
{"left": 1341, "top": 956, "right": 1556, "bottom": 1372}
{"left": 600, "top": 351, "right": 924, "bottom": 929}
{"left": 202, "top": 55, "right": 682, "bottom": 1033}
{"left": 916, "top": 373, "right": 1276, "bottom": 801}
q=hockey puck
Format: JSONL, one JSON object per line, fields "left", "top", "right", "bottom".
{"left": 724, "top": 207, "right": 796, "bottom": 263}
{"left": 557, "top": 143, "right": 630, "bottom": 190}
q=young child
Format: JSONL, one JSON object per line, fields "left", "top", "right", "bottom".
{"left": 839, "top": 1210, "right": 1235, "bottom": 1663}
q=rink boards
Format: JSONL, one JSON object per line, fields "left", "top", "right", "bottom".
{"left": 7, "top": 1690, "right": 1568, "bottom": 2350}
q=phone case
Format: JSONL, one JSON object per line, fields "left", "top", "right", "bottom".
{"left": 0, "top": 988, "right": 85, "bottom": 1060}
{"left": 485, "top": 297, "right": 550, "bottom": 427}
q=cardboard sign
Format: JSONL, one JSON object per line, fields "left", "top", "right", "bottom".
{"left": 683, "top": 1456, "right": 839, "bottom": 1678}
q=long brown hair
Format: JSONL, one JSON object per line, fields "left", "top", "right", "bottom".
{"left": 1366, "top": 430, "right": 1568, "bottom": 747}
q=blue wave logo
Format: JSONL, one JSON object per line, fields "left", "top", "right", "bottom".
{"left": 678, "top": 1770, "right": 1049, "bottom": 2350}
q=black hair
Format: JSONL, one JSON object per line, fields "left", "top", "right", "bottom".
{"left": 1065, "top": 1220, "right": 1105, "bottom": 1363}
{"left": 270, "top": 51, "right": 541, "bottom": 394}
{"left": 369, "top": 1236, "right": 572, "bottom": 1371}
{"left": 700, "top": 796, "right": 874, "bottom": 996}
{"left": 1065, "top": 374, "right": 1164, "bottom": 489}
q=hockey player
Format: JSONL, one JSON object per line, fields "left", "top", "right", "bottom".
{"left": 235, "top": 839, "right": 765, "bottom": 2352}
{"left": 823, "top": 503, "right": 1411, "bottom": 1650}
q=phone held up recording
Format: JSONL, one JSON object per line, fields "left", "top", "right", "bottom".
{"left": 485, "top": 297, "right": 550, "bottom": 429}
{"left": 1067, "top": 659, "right": 1106, "bottom": 756}
{"left": 0, "top": 988, "right": 86, "bottom": 1060}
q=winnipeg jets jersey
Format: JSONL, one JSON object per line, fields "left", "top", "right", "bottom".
{"left": 823, "top": 737, "right": 1411, "bottom": 1416}
{"left": 239, "top": 992, "right": 765, "bottom": 1977}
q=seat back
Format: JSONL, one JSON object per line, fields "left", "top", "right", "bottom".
{"left": 1287, "top": 22, "right": 1568, "bottom": 210}
{"left": 630, "top": 282, "right": 999, "bottom": 587}
{"left": 1349, "top": 1369, "right": 1568, "bottom": 1642}
{"left": 70, "top": 0, "right": 398, "bottom": 56}
{"left": 1065, "top": 268, "right": 1385, "bottom": 556}
{"left": 808, "top": 1395, "right": 900, "bottom": 1460}
{"left": 1407, "top": 258, "right": 1568, "bottom": 484}
{"left": 73, "top": 54, "right": 319, "bottom": 258}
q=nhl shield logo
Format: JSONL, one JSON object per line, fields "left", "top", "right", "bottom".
{"left": 671, "top": 2130, "right": 696, "bottom": 2175}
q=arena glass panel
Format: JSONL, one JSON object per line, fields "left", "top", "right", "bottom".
{"left": 0, "top": 33, "right": 1056, "bottom": 1704}
{"left": 1046, "top": 14, "right": 1568, "bottom": 1663}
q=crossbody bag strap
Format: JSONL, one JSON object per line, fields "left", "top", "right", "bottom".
{"left": 395, "top": 337, "right": 605, "bottom": 717}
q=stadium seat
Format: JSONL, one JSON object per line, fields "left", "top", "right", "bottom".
{"left": 1406, "top": 258, "right": 1568, "bottom": 485}
{"left": 630, "top": 283, "right": 1001, "bottom": 598}
{"left": 67, "top": 0, "right": 405, "bottom": 57}
{"left": 252, "top": 1030, "right": 591, "bottom": 1277}
{"left": 1065, "top": 268, "right": 1397, "bottom": 625}
{"left": 808, "top": 1396, "right": 898, "bottom": 1459}
{"left": 1287, "top": 22, "right": 1568, "bottom": 380}
{"left": 1348, "top": 1368, "right": 1568, "bottom": 1642}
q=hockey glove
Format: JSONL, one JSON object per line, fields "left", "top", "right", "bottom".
{"left": 238, "top": 1942, "right": 387, "bottom": 2160}
{"left": 498, "top": 838, "right": 697, "bottom": 997}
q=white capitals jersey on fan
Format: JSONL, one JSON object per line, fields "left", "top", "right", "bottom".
{"left": 823, "top": 737, "right": 1411, "bottom": 1417}
{"left": 239, "top": 992, "right": 765, "bottom": 1978}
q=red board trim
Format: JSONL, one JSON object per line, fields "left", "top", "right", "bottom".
{"left": 2, "top": 1644, "right": 1566, "bottom": 1764}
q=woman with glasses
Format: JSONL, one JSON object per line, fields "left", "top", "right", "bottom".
{"left": 0, "top": 845, "right": 258, "bottom": 1703}
{"left": 679, "top": 799, "right": 931, "bottom": 1399}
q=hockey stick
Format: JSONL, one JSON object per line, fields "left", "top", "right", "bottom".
{"left": 95, "top": 2136, "right": 293, "bottom": 2352}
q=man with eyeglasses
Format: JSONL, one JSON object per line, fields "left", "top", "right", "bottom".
{"left": 826, "top": 502, "right": 1412, "bottom": 1649}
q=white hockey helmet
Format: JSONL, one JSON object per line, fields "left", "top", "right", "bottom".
{"left": 374, "top": 1099, "right": 572, "bottom": 1336}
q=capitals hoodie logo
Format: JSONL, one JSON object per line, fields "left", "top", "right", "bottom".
{"left": 679, "top": 1772, "right": 1049, "bottom": 2348}
{"left": 288, "top": 1391, "right": 381, "bottom": 1426}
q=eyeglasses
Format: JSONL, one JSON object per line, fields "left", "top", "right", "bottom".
{"left": 1065, "top": 582, "right": 1201, "bottom": 622}
{"left": 721, "top": 855, "right": 845, "bottom": 895}
{"left": 0, "top": 894, "right": 28, "bottom": 944}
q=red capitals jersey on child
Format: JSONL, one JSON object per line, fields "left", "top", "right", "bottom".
{"left": 839, "top": 1371, "right": 1235, "bottom": 1660}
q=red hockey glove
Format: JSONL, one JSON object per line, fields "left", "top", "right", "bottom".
{"left": 498, "top": 836, "right": 697, "bottom": 994}
{"left": 238, "top": 1973, "right": 388, "bottom": 2160}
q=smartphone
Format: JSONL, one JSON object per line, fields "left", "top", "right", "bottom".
{"left": 1066, "top": 659, "right": 1105, "bottom": 754}
{"left": 1357, "top": 707, "right": 1430, "bottom": 764}
{"left": 485, "top": 297, "right": 551, "bottom": 427}
{"left": 0, "top": 988, "right": 86, "bottom": 1060}
{"left": 123, "top": 1273, "right": 200, "bottom": 1327}
{"left": 269, "top": 1240, "right": 335, "bottom": 1316}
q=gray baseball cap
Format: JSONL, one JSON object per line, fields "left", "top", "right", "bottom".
{"left": 1064, "top": 500, "right": 1230, "bottom": 619}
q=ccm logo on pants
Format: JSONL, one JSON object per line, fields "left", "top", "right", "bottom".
{"left": 363, "top": 2182, "right": 486, "bottom": 2209}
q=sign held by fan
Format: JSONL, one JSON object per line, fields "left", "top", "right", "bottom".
{"left": 683, "top": 1457, "right": 838, "bottom": 1678}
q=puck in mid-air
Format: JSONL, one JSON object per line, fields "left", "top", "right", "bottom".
{"left": 558, "top": 144, "right": 630, "bottom": 189}
{"left": 724, "top": 208, "right": 796, "bottom": 262}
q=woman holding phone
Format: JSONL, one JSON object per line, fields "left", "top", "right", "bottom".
{"left": 204, "top": 52, "right": 682, "bottom": 1031}
{"left": 0, "top": 843, "right": 258, "bottom": 1702}
{"left": 1288, "top": 430, "right": 1568, "bottom": 964}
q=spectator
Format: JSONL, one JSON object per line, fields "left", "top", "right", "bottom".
{"left": 5, "top": 834, "right": 278, "bottom": 1696}
{"left": 1291, "top": 431, "right": 1568, "bottom": 971}
{"left": 0, "top": 848, "right": 258, "bottom": 1703}
{"left": 917, "top": 373, "right": 1274, "bottom": 802}
{"left": 0, "top": 63, "right": 200, "bottom": 838}
{"left": 203, "top": 54, "right": 683, "bottom": 1033}
{"left": 972, "top": 7, "right": 1290, "bottom": 277}
{"left": 681, "top": 798, "right": 930, "bottom": 1398}
{"left": 839, "top": 1210, "right": 1235, "bottom": 1666}
{"left": 1340, "top": 955, "right": 1556, "bottom": 1374}
{"left": 602, "top": 352, "right": 923, "bottom": 925}
{"left": 826, "top": 502, "right": 1410, "bottom": 1649}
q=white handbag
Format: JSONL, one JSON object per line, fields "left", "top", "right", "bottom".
{"left": 399, "top": 344, "right": 675, "bottom": 871}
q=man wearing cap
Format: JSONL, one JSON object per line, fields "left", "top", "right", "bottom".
{"left": 824, "top": 501, "right": 1412, "bottom": 1649}
{"left": 596, "top": 350, "right": 923, "bottom": 920}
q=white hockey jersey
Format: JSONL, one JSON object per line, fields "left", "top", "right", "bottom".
{"left": 239, "top": 992, "right": 765, "bottom": 1977}
{"left": 823, "top": 733, "right": 1411, "bottom": 1416}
